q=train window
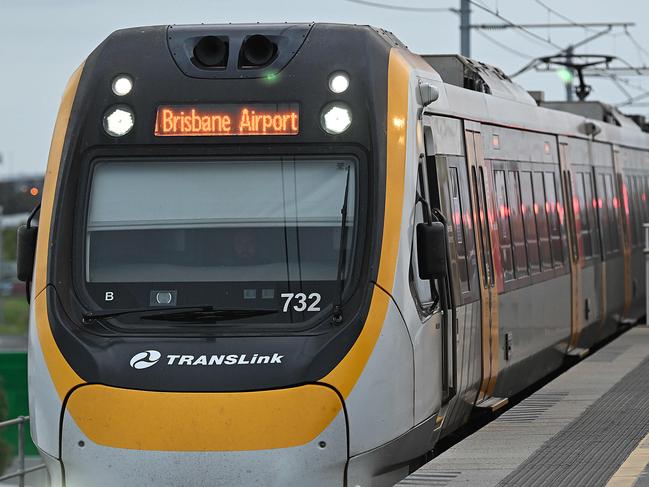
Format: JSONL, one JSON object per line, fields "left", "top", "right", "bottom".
{"left": 582, "top": 172, "right": 600, "bottom": 257}
{"left": 449, "top": 166, "right": 470, "bottom": 293}
{"left": 632, "top": 176, "right": 643, "bottom": 247}
{"left": 604, "top": 173, "right": 620, "bottom": 253}
{"left": 519, "top": 171, "right": 540, "bottom": 274}
{"left": 85, "top": 158, "right": 358, "bottom": 320}
{"left": 597, "top": 174, "right": 611, "bottom": 255}
{"left": 532, "top": 172, "right": 553, "bottom": 271}
{"left": 508, "top": 171, "right": 529, "bottom": 277}
{"left": 574, "top": 173, "right": 592, "bottom": 259}
{"left": 544, "top": 172, "right": 564, "bottom": 268}
{"left": 474, "top": 166, "right": 493, "bottom": 286}
{"left": 624, "top": 176, "right": 638, "bottom": 247}
{"left": 494, "top": 169, "right": 514, "bottom": 282}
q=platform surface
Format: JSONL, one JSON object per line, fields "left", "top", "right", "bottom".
{"left": 399, "top": 326, "right": 649, "bottom": 487}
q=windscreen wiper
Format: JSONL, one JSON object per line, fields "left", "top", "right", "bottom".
{"left": 332, "top": 165, "right": 351, "bottom": 324}
{"left": 139, "top": 308, "right": 277, "bottom": 322}
{"left": 82, "top": 305, "right": 215, "bottom": 323}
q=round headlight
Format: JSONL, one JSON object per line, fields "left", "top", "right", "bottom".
{"left": 111, "top": 75, "right": 133, "bottom": 96}
{"left": 103, "top": 105, "right": 134, "bottom": 137}
{"left": 328, "top": 72, "right": 350, "bottom": 94}
{"left": 321, "top": 102, "right": 352, "bottom": 135}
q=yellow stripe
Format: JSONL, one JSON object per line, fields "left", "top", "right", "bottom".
{"left": 605, "top": 430, "right": 649, "bottom": 487}
{"left": 34, "top": 292, "right": 83, "bottom": 399}
{"left": 34, "top": 64, "right": 84, "bottom": 296}
{"left": 375, "top": 49, "right": 408, "bottom": 292}
{"left": 66, "top": 384, "right": 342, "bottom": 451}
{"left": 34, "top": 65, "right": 86, "bottom": 399}
{"left": 322, "top": 48, "right": 409, "bottom": 397}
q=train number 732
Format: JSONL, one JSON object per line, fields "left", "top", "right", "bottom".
{"left": 281, "top": 293, "right": 322, "bottom": 312}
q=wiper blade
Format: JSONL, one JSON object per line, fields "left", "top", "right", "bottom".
{"left": 332, "top": 165, "right": 351, "bottom": 324}
{"left": 82, "top": 305, "right": 215, "bottom": 323}
{"left": 140, "top": 308, "right": 277, "bottom": 322}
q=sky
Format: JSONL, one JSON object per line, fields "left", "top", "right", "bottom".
{"left": 1, "top": 0, "right": 648, "bottom": 178}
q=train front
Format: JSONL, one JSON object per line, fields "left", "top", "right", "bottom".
{"left": 27, "top": 23, "right": 420, "bottom": 486}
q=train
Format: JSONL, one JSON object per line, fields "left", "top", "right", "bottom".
{"left": 17, "top": 23, "right": 649, "bottom": 486}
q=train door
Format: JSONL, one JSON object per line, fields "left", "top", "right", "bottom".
{"left": 559, "top": 138, "right": 586, "bottom": 355}
{"left": 558, "top": 139, "right": 584, "bottom": 351}
{"left": 464, "top": 122, "right": 501, "bottom": 405}
{"left": 612, "top": 146, "right": 633, "bottom": 319}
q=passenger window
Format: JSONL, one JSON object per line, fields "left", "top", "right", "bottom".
{"left": 474, "top": 166, "right": 493, "bottom": 287}
{"left": 494, "top": 169, "right": 514, "bottom": 282}
{"left": 575, "top": 173, "right": 592, "bottom": 259}
{"left": 604, "top": 173, "right": 620, "bottom": 252}
{"left": 624, "top": 176, "right": 638, "bottom": 246}
{"left": 544, "top": 172, "right": 564, "bottom": 268}
{"left": 632, "top": 176, "right": 643, "bottom": 246}
{"left": 520, "top": 171, "right": 540, "bottom": 274}
{"left": 508, "top": 170, "right": 529, "bottom": 277}
{"left": 533, "top": 172, "right": 553, "bottom": 271}
{"left": 597, "top": 174, "right": 611, "bottom": 255}
{"left": 449, "top": 166, "right": 470, "bottom": 293}
{"left": 582, "top": 172, "right": 600, "bottom": 257}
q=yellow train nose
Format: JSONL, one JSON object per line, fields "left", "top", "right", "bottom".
{"left": 60, "top": 384, "right": 348, "bottom": 486}
{"left": 65, "top": 383, "right": 343, "bottom": 451}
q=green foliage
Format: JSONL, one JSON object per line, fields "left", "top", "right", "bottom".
{"left": 0, "top": 298, "right": 29, "bottom": 335}
{"left": 1, "top": 227, "right": 16, "bottom": 263}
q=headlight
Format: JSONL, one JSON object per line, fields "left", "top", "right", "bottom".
{"left": 103, "top": 105, "right": 134, "bottom": 137}
{"left": 328, "top": 72, "right": 350, "bottom": 94}
{"left": 111, "top": 75, "right": 133, "bottom": 96}
{"left": 321, "top": 102, "right": 352, "bottom": 135}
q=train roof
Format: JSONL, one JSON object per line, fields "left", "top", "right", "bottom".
{"left": 410, "top": 51, "right": 649, "bottom": 151}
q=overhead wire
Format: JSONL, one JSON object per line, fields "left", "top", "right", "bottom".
{"left": 467, "top": 0, "right": 563, "bottom": 51}
{"left": 474, "top": 30, "right": 535, "bottom": 60}
{"left": 343, "top": 0, "right": 455, "bottom": 13}
{"left": 533, "top": 0, "right": 597, "bottom": 33}
{"left": 345, "top": 0, "right": 648, "bottom": 113}
{"left": 624, "top": 28, "right": 649, "bottom": 65}
{"left": 530, "top": 0, "right": 649, "bottom": 107}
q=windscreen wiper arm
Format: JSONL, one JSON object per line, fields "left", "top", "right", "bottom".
{"left": 140, "top": 308, "right": 277, "bottom": 322}
{"left": 82, "top": 305, "right": 215, "bottom": 323}
{"left": 332, "top": 165, "right": 351, "bottom": 324}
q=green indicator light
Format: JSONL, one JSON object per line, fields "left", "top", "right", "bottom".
{"left": 556, "top": 68, "right": 574, "bottom": 84}
{"left": 265, "top": 72, "right": 279, "bottom": 82}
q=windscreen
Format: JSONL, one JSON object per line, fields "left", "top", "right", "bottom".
{"left": 84, "top": 157, "right": 357, "bottom": 323}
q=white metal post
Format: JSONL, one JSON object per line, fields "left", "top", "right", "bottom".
{"left": 644, "top": 223, "right": 649, "bottom": 324}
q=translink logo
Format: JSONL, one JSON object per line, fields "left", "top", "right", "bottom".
{"left": 129, "top": 351, "right": 284, "bottom": 369}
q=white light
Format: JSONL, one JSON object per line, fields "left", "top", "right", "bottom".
{"left": 111, "top": 75, "right": 133, "bottom": 96}
{"left": 322, "top": 103, "right": 352, "bottom": 135}
{"left": 328, "top": 72, "right": 350, "bottom": 94}
{"left": 103, "top": 106, "right": 134, "bottom": 137}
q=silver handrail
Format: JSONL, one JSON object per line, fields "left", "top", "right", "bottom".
{"left": 0, "top": 416, "right": 45, "bottom": 486}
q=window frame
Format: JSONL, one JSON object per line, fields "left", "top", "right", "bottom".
{"left": 71, "top": 150, "right": 371, "bottom": 334}
{"left": 490, "top": 160, "right": 568, "bottom": 292}
{"left": 409, "top": 161, "right": 440, "bottom": 317}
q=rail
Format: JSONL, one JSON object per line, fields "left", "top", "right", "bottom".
{"left": 0, "top": 416, "right": 45, "bottom": 486}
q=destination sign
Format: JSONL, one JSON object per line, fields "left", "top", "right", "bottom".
{"left": 154, "top": 103, "right": 299, "bottom": 136}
